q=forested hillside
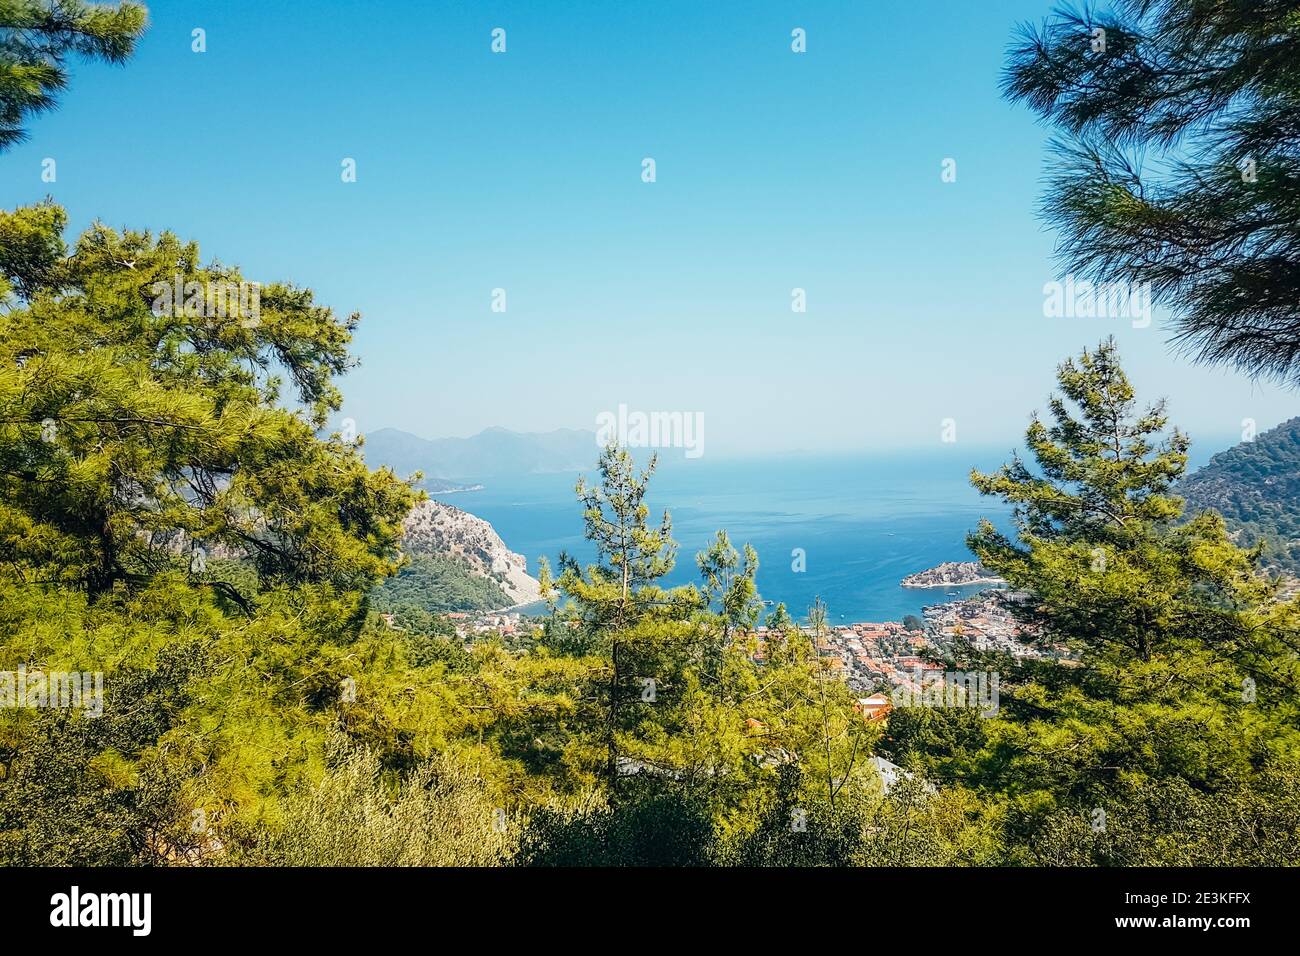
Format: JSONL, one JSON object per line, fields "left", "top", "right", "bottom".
{"left": 3, "top": 234, "right": 1296, "bottom": 864}
{"left": 3, "top": 0, "right": 1300, "bottom": 871}
{"left": 1181, "top": 418, "right": 1300, "bottom": 574}
{"left": 401, "top": 499, "right": 541, "bottom": 605}
{"left": 372, "top": 554, "right": 511, "bottom": 613}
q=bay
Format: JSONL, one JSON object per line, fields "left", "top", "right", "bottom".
{"left": 430, "top": 449, "right": 1018, "bottom": 622}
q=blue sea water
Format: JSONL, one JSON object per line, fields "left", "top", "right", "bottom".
{"left": 431, "top": 450, "right": 1018, "bottom": 623}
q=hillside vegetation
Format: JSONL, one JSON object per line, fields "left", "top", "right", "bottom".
{"left": 372, "top": 554, "right": 511, "bottom": 613}
{"left": 1181, "top": 418, "right": 1300, "bottom": 574}
{"left": 3, "top": 222, "right": 1295, "bottom": 867}
{"left": 4, "top": 0, "right": 1300, "bottom": 869}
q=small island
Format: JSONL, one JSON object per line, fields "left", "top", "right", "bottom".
{"left": 901, "top": 561, "right": 1005, "bottom": 589}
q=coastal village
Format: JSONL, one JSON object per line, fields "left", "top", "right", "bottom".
{"left": 434, "top": 563, "right": 1056, "bottom": 721}
{"left": 377, "top": 564, "right": 1064, "bottom": 792}
{"left": 755, "top": 589, "right": 1050, "bottom": 704}
{"left": 439, "top": 584, "right": 1037, "bottom": 661}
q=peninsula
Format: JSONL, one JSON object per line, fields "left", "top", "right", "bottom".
{"left": 901, "top": 561, "right": 1005, "bottom": 589}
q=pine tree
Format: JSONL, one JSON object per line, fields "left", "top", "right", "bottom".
{"left": 0, "top": 203, "right": 416, "bottom": 600}
{"left": 559, "top": 445, "right": 688, "bottom": 630}
{"left": 960, "top": 339, "right": 1300, "bottom": 811}
{"left": 0, "top": 206, "right": 438, "bottom": 858}
{"left": 0, "top": 0, "right": 148, "bottom": 150}
{"left": 1004, "top": 0, "right": 1300, "bottom": 383}
{"left": 552, "top": 445, "right": 700, "bottom": 789}
{"left": 696, "top": 529, "right": 762, "bottom": 643}
{"left": 543, "top": 446, "right": 871, "bottom": 834}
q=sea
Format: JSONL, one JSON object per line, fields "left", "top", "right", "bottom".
{"left": 429, "top": 449, "right": 1022, "bottom": 624}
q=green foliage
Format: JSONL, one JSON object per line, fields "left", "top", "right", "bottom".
{"left": 372, "top": 554, "right": 511, "bottom": 613}
{"left": 1181, "top": 416, "right": 1300, "bottom": 574}
{"left": 970, "top": 338, "right": 1189, "bottom": 548}
{"left": 956, "top": 340, "right": 1300, "bottom": 844}
{"left": 557, "top": 445, "right": 700, "bottom": 630}
{"left": 235, "top": 737, "right": 516, "bottom": 867}
{"left": 879, "top": 705, "right": 991, "bottom": 785}
{"left": 1024, "top": 767, "right": 1300, "bottom": 866}
{"left": 0, "top": 207, "right": 441, "bottom": 860}
{"left": 4, "top": 199, "right": 1296, "bottom": 867}
{"left": 731, "top": 768, "right": 998, "bottom": 867}
{"left": 0, "top": 203, "right": 418, "bottom": 599}
{"left": 527, "top": 445, "right": 875, "bottom": 844}
{"left": 402, "top": 631, "right": 473, "bottom": 672}
{"left": 1004, "top": 1, "right": 1300, "bottom": 383}
{"left": 0, "top": 642, "right": 200, "bottom": 865}
{"left": 697, "top": 529, "right": 763, "bottom": 639}
{"left": 518, "top": 787, "right": 716, "bottom": 867}
{"left": 0, "top": 201, "right": 66, "bottom": 299}
{"left": 0, "top": 0, "right": 147, "bottom": 151}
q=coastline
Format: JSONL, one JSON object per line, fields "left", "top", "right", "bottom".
{"left": 901, "top": 577, "right": 1005, "bottom": 589}
{"left": 899, "top": 561, "right": 1006, "bottom": 590}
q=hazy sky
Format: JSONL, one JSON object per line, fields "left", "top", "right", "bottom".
{"left": 2, "top": 0, "right": 1295, "bottom": 457}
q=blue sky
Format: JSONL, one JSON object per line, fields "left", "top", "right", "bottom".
{"left": 2, "top": 0, "right": 1295, "bottom": 457}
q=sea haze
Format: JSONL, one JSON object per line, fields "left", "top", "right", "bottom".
{"left": 429, "top": 449, "right": 1020, "bottom": 623}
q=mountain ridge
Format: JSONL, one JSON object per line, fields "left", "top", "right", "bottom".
{"left": 362, "top": 425, "right": 597, "bottom": 483}
{"left": 1181, "top": 416, "right": 1300, "bottom": 574}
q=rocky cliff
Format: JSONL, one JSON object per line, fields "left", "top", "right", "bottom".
{"left": 401, "top": 500, "right": 541, "bottom": 606}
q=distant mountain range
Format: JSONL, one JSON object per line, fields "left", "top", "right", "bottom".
{"left": 1181, "top": 416, "right": 1300, "bottom": 574}
{"left": 362, "top": 426, "right": 598, "bottom": 486}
